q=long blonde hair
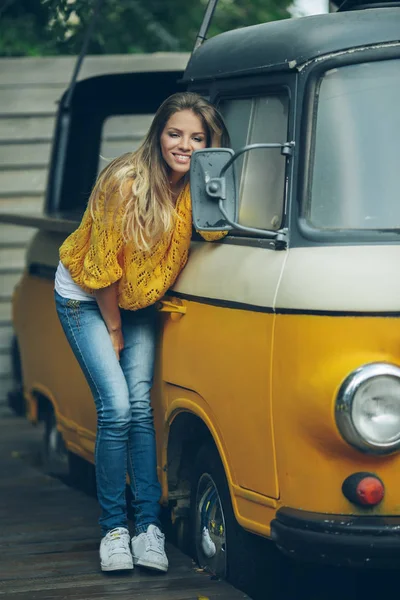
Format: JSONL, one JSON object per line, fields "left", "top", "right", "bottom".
{"left": 89, "top": 92, "right": 229, "bottom": 251}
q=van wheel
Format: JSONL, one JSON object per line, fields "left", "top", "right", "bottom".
{"left": 68, "top": 451, "right": 97, "bottom": 496}
{"left": 191, "top": 443, "right": 241, "bottom": 582}
{"left": 8, "top": 337, "right": 25, "bottom": 416}
{"left": 191, "top": 443, "right": 283, "bottom": 593}
{"left": 42, "top": 408, "right": 68, "bottom": 477}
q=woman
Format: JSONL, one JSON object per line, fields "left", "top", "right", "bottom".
{"left": 54, "top": 92, "right": 229, "bottom": 574}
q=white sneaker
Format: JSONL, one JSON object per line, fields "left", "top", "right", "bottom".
{"left": 131, "top": 524, "right": 168, "bottom": 572}
{"left": 100, "top": 527, "right": 133, "bottom": 572}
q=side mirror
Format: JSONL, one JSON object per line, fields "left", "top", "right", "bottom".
{"left": 190, "top": 142, "right": 295, "bottom": 239}
{"left": 190, "top": 148, "right": 237, "bottom": 232}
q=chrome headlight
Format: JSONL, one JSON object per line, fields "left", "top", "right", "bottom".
{"left": 335, "top": 363, "right": 400, "bottom": 454}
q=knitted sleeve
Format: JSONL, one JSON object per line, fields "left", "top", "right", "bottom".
{"left": 80, "top": 191, "right": 125, "bottom": 290}
{"left": 196, "top": 230, "right": 228, "bottom": 242}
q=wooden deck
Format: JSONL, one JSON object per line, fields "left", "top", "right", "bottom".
{"left": 0, "top": 407, "right": 249, "bottom": 600}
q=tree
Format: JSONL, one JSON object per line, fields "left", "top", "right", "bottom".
{"left": 0, "top": 0, "right": 292, "bottom": 57}
{"left": 0, "top": 0, "right": 57, "bottom": 56}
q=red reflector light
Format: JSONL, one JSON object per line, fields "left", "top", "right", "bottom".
{"left": 356, "top": 477, "right": 385, "bottom": 506}
{"left": 342, "top": 472, "right": 385, "bottom": 507}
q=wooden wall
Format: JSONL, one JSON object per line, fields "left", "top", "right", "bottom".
{"left": 0, "top": 53, "right": 188, "bottom": 405}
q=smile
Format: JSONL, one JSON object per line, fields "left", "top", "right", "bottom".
{"left": 173, "top": 154, "right": 191, "bottom": 164}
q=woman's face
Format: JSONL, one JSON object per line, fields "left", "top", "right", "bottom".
{"left": 160, "top": 109, "right": 207, "bottom": 183}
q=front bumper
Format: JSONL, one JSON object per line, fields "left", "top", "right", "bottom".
{"left": 271, "top": 507, "right": 400, "bottom": 568}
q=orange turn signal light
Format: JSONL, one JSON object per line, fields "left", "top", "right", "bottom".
{"left": 342, "top": 472, "right": 385, "bottom": 507}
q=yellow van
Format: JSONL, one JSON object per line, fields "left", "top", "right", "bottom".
{"left": 4, "top": 0, "right": 400, "bottom": 582}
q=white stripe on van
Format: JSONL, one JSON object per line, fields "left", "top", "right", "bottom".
{"left": 173, "top": 242, "right": 400, "bottom": 313}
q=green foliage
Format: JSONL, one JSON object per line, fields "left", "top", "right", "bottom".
{"left": 0, "top": 0, "right": 55, "bottom": 56}
{"left": 0, "top": 0, "right": 292, "bottom": 57}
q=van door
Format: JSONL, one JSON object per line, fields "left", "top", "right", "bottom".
{"left": 161, "top": 86, "right": 292, "bottom": 499}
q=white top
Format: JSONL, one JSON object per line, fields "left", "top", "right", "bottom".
{"left": 54, "top": 261, "right": 95, "bottom": 301}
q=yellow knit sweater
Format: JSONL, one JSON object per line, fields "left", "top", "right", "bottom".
{"left": 59, "top": 183, "right": 226, "bottom": 310}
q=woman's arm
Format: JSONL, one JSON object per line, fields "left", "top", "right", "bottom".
{"left": 197, "top": 230, "right": 228, "bottom": 242}
{"left": 94, "top": 282, "right": 124, "bottom": 360}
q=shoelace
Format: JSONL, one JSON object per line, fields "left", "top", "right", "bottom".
{"left": 106, "top": 529, "right": 130, "bottom": 556}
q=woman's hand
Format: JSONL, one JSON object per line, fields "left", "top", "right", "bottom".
{"left": 109, "top": 327, "right": 124, "bottom": 360}
{"left": 94, "top": 283, "right": 123, "bottom": 360}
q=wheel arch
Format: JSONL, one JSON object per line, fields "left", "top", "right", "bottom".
{"left": 29, "top": 384, "right": 59, "bottom": 422}
{"left": 165, "top": 403, "right": 235, "bottom": 511}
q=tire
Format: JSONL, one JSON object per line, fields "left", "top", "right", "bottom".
{"left": 191, "top": 443, "right": 282, "bottom": 594}
{"left": 7, "top": 337, "right": 25, "bottom": 416}
{"left": 42, "top": 408, "right": 69, "bottom": 477}
{"left": 68, "top": 450, "right": 97, "bottom": 496}
{"left": 42, "top": 408, "right": 97, "bottom": 494}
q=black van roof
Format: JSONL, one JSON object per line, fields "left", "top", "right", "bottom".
{"left": 183, "top": 7, "right": 400, "bottom": 82}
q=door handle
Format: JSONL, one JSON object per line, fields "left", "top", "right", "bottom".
{"left": 156, "top": 298, "right": 187, "bottom": 316}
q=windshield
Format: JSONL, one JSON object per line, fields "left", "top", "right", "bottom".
{"left": 306, "top": 58, "right": 400, "bottom": 231}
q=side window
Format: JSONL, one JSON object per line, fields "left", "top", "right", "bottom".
{"left": 98, "top": 114, "right": 154, "bottom": 174}
{"left": 220, "top": 94, "right": 289, "bottom": 231}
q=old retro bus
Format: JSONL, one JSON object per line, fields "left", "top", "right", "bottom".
{"left": 3, "top": 0, "right": 400, "bottom": 580}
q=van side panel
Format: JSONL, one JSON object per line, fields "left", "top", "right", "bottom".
{"left": 162, "top": 300, "right": 278, "bottom": 499}
{"left": 165, "top": 241, "right": 288, "bottom": 500}
{"left": 13, "top": 273, "right": 97, "bottom": 458}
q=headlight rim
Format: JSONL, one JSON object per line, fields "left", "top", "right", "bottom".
{"left": 335, "top": 362, "right": 400, "bottom": 455}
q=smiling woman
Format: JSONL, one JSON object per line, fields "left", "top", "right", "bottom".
{"left": 160, "top": 110, "right": 207, "bottom": 195}
{"left": 52, "top": 91, "right": 229, "bottom": 575}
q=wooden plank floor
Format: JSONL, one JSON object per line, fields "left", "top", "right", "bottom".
{"left": 0, "top": 407, "right": 250, "bottom": 600}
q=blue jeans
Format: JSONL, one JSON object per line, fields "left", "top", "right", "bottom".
{"left": 54, "top": 291, "right": 161, "bottom": 536}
